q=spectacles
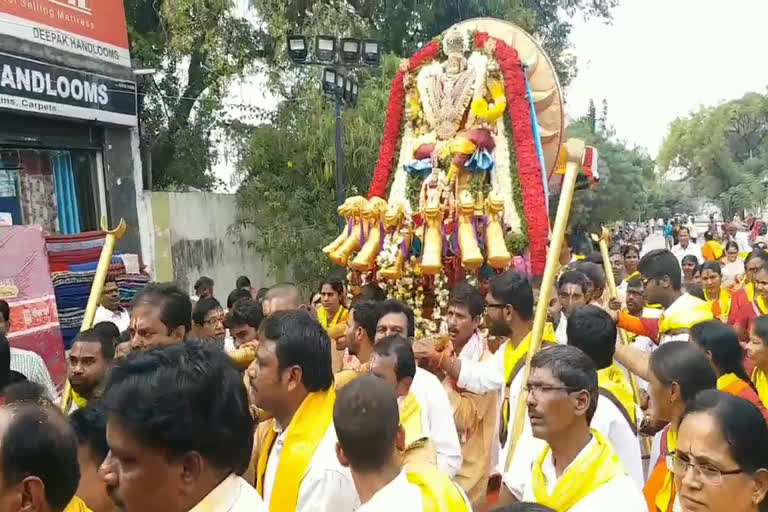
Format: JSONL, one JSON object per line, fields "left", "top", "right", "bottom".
{"left": 668, "top": 452, "right": 743, "bottom": 486}
{"left": 203, "top": 315, "right": 225, "bottom": 326}
{"left": 524, "top": 383, "right": 582, "bottom": 397}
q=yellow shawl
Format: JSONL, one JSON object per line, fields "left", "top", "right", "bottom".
{"left": 400, "top": 391, "right": 426, "bottom": 448}
{"left": 658, "top": 294, "right": 713, "bottom": 333}
{"left": 406, "top": 464, "right": 470, "bottom": 512}
{"left": 752, "top": 367, "right": 768, "bottom": 409}
{"left": 655, "top": 428, "right": 677, "bottom": 512}
{"left": 63, "top": 497, "right": 93, "bottom": 512}
{"left": 531, "top": 430, "right": 625, "bottom": 512}
{"left": 255, "top": 388, "right": 335, "bottom": 512}
{"left": 318, "top": 306, "right": 348, "bottom": 329}
{"left": 597, "top": 364, "right": 636, "bottom": 427}
{"left": 60, "top": 380, "right": 87, "bottom": 414}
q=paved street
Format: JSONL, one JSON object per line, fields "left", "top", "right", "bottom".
{"left": 641, "top": 232, "right": 667, "bottom": 255}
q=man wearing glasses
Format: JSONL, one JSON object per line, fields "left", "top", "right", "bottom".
{"left": 497, "top": 345, "right": 646, "bottom": 511}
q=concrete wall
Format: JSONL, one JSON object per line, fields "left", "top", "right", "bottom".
{"left": 146, "top": 191, "right": 276, "bottom": 303}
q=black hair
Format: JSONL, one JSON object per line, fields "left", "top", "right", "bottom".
{"left": 378, "top": 300, "right": 415, "bottom": 338}
{"left": 682, "top": 390, "right": 768, "bottom": 484}
{"left": 488, "top": 504, "right": 556, "bottom": 512}
{"left": 531, "top": 345, "right": 598, "bottom": 424}
{"left": 558, "top": 270, "right": 589, "bottom": 295}
{"left": 685, "top": 282, "right": 705, "bottom": 300}
{"left": 584, "top": 252, "right": 603, "bottom": 266}
{"left": 574, "top": 261, "right": 605, "bottom": 292}
{"left": 333, "top": 374, "right": 400, "bottom": 472}
{"left": 74, "top": 328, "right": 115, "bottom": 361}
{"left": 650, "top": 342, "right": 717, "bottom": 401}
{"left": 226, "top": 288, "right": 252, "bottom": 309}
{"left": 101, "top": 341, "right": 253, "bottom": 475}
{"left": 3, "top": 381, "right": 46, "bottom": 404}
{"left": 700, "top": 260, "right": 722, "bottom": 276}
{"left": 638, "top": 249, "right": 682, "bottom": 290}
{"left": 704, "top": 231, "right": 714, "bottom": 241}
{"left": 351, "top": 301, "right": 380, "bottom": 342}
{"left": 235, "top": 276, "right": 251, "bottom": 289}
{"left": 69, "top": 404, "right": 108, "bottom": 464}
{"left": 626, "top": 275, "right": 643, "bottom": 289}
{"left": 681, "top": 254, "right": 699, "bottom": 268}
{"left": 93, "top": 321, "right": 120, "bottom": 346}
{"left": 1, "top": 402, "right": 79, "bottom": 511}
{"left": 746, "top": 250, "right": 768, "bottom": 266}
{"left": 224, "top": 299, "right": 263, "bottom": 331}
{"left": 0, "top": 333, "right": 10, "bottom": 391}
{"left": 678, "top": 226, "right": 690, "bottom": 236}
{"left": 621, "top": 244, "right": 640, "bottom": 258}
{"left": 194, "top": 276, "right": 214, "bottom": 292}
{"left": 566, "top": 305, "right": 617, "bottom": 369}
{"left": 260, "top": 310, "right": 333, "bottom": 392}
{"left": 356, "top": 283, "right": 386, "bottom": 303}
{"left": 449, "top": 281, "right": 484, "bottom": 318}
{"left": 752, "top": 316, "right": 768, "bottom": 347}
{"left": 256, "top": 287, "right": 269, "bottom": 302}
{"left": 131, "top": 282, "right": 192, "bottom": 335}
{"left": 489, "top": 271, "right": 534, "bottom": 321}
{"left": 0, "top": 299, "right": 8, "bottom": 323}
{"left": 725, "top": 241, "right": 740, "bottom": 253}
{"left": 192, "top": 297, "right": 222, "bottom": 326}
{"left": 691, "top": 321, "right": 756, "bottom": 393}
{"left": 373, "top": 335, "right": 416, "bottom": 382}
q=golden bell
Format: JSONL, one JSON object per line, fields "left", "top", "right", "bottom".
{"left": 323, "top": 199, "right": 355, "bottom": 255}
{"left": 330, "top": 197, "right": 368, "bottom": 267}
{"left": 486, "top": 191, "right": 512, "bottom": 269}
{"left": 351, "top": 198, "right": 388, "bottom": 271}
{"left": 457, "top": 190, "right": 483, "bottom": 270}
{"left": 421, "top": 193, "right": 444, "bottom": 275}
{"left": 228, "top": 344, "right": 256, "bottom": 369}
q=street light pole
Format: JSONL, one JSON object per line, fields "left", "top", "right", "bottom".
{"left": 334, "top": 92, "right": 345, "bottom": 229}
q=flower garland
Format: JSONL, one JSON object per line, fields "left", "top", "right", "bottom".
{"left": 367, "top": 39, "right": 442, "bottom": 199}
{"left": 475, "top": 32, "right": 548, "bottom": 275}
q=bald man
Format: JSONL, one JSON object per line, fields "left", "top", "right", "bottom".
{"left": 262, "top": 283, "right": 301, "bottom": 316}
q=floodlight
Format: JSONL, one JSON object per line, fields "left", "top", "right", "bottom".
{"left": 315, "top": 35, "right": 337, "bottom": 63}
{"left": 340, "top": 38, "right": 361, "bottom": 64}
{"left": 362, "top": 39, "right": 380, "bottom": 66}
{"left": 287, "top": 35, "right": 308, "bottom": 63}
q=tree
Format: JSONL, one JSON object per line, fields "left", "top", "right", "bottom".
{"left": 125, "top": 0, "right": 269, "bottom": 190}
{"left": 658, "top": 91, "right": 768, "bottom": 218}
{"left": 586, "top": 99, "right": 597, "bottom": 134}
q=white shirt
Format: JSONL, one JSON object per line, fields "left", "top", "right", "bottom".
{"left": 189, "top": 474, "right": 268, "bottom": 512}
{"left": 513, "top": 437, "right": 646, "bottom": 512}
{"left": 554, "top": 313, "right": 568, "bottom": 345}
{"left": 357, "top": 471, "right": 423, "bottom": 512}
{"left": 263, "top": 422, "right": 359, "bottom": 512}
{"left": 10, "top": 347, "right": 57, "bottom": 400}
{"left": 93, "top": 305, "right": 130, "bottom": 333}
{"left": 411, "top": 367, "right": 463, "bottom": 477}
{"left": 671, "top": 242, "right": 703, "bottom": 265}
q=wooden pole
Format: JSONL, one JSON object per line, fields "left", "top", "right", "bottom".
{"left": 594, "top": 228, "right": 651, "bottom": 452}
{"left": 504, "top": 138, "right": 585, "bottom": 472}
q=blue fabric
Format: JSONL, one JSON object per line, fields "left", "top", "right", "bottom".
{"left": 525, "top": 75, "right": 550, "bottom": 215}
{"left": 52, "top": 152, "right": 81, "bottom": 235}
{"left": 68, "top": 257, "right": 121, "bottom": 272}
{"left": 465, "top": 149, "right": 494, "bottom": 173}
{"left": 404, "top": 159, "right": 432, "bottom": 177}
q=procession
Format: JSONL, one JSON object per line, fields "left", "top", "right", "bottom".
{"left": 1, "top": 2, "right": 768, "bottom": 512}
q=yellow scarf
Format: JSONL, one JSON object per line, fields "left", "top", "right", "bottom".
{"left": 752, "top": 367, "right": 768, "bottom": 409}
{"left": 60, "top": 380, "right": 88, "bottom": 413}
{"left": 597, "top": 365, "right": 636, "bottom": 426}
{"left": 745, "top": 281, "right": 755, "bottom": 302}
{"left": 63, "top": 497, "right": 93, "bottom": 512}
{"left": 500, "top": 324, "right": 556, "bottom": 441}
{"left": 531, "top": 430, "right": 625, "bottom": 512}
{"left": 317, "top": 306, "right": 348, "bottom": 329}
{"left": 658, "top": 295, "right": 713, "bottom": 333}
{"left": 757, "top": 296, "right": 768, "bottom": 315}
{"left": 400, "top": 392, "right": 426, "bottom": 448}
{"left": 255, "top": 388, "right": 335, "bottom": 512}
{"left": 704, "top": 287, "right": 731, "bottom": 322}
{"left": 406, "top": 465, "right": 470, "bottom": 512}
{"left": 655, "top": 428, "right": 677, "bottom": 512}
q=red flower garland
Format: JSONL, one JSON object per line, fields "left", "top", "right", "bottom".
{"left": 366, "top": 33, "right": 548, "bottom": 274}
{"left": 367, "top": 40, "right": 441, "bottom": 199}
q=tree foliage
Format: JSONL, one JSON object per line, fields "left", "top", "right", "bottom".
{"left": 658, "top": 91, "right": 768, "bottom": 218}
{"left": 125, "top": 0, "right": 268, "bottom": 190}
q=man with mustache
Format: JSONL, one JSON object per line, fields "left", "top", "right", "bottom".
{"left": 441, "top": 282, "right": 499, "bottom": 508}
{"left": 60, "top": 329, "right": 114, "bottom": 414}
{"left": 99, "top": 342, "right": 267, "bottom": 512}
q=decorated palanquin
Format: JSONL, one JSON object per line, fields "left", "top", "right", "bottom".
{"left": 323, "top": 19, "right": 597, "bottom": 336}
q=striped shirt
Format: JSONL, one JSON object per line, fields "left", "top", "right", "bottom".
{"left": 10, "top": 348, "right": 58, "bottom": 400}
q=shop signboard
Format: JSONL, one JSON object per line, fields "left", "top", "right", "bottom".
{"left": 0, "top": 0, "right": 131, "bottom": 68}
{"left": 0, "top": 51, "right": 137, "bottom": 126}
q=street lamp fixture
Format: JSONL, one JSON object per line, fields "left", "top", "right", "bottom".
{"left": 340, "top": 38, "right": 361, "bottom": 64}
{"left": 335, "top": 72, "right": 346, "bottom": 96}
{"left": 344, "top": 79, "right": 359, "bottom": 106}
{"left": 286, "top": 35, "right": 309, "bottom": 63}
{"left": 315, "top": 36, "right": 337, "bottom": 63}
{"left": 322, "top": 68, "right": 338, "bottom": 97}
{"left": 362, "top": 39, "right": 380, "bottom": 66}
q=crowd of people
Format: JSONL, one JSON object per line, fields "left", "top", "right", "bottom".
{"left": 1, "top": 218, "right": 768, "bottom": 512}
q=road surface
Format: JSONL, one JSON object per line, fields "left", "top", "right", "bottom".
{"left": 641, "top": 232, "right": 667, "bottom": 255}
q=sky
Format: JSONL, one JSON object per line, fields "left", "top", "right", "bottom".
{"left": 214, "top": 0, "right": 768, "bottom": 188}
{"left": 565, "top": 0, "right": 768, "bottom": 156}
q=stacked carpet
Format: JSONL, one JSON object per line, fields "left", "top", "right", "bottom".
{"left": 45, "top": 231, "right": 150, "bottom": 348}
